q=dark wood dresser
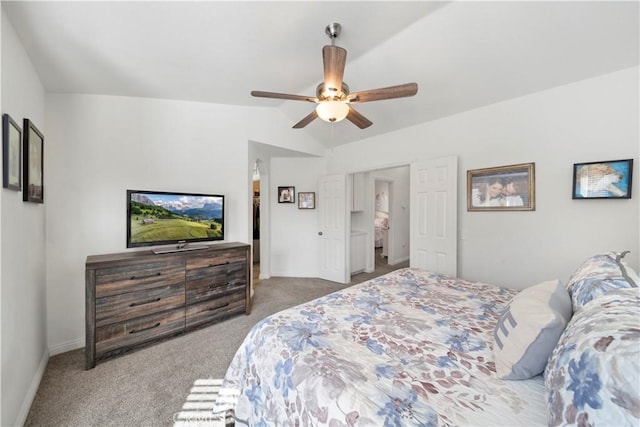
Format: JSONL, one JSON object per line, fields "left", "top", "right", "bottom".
{"left": 85, "top": 242, "right": 250, "bottom": 369}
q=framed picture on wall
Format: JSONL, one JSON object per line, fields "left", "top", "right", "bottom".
{"left": 572, "top": 159, "right": 633, "bottom": 199}
{"left": 23, "top": 118, "right": 44, "bottom": 203}
{"left": 278, "top": 186, "right": 295, "bottom": 203}
{"left": 298, "top": 192, "right": 315, "bottom": 209}
{"left": 2, "top": 114, "right": 22, "bottom": 191}
{"left": 467, "top": 162, "right": 535, "bottom": 211}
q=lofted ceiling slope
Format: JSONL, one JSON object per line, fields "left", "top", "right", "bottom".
{"left": 3, "top": 1, "right": 639, "bottom": 148}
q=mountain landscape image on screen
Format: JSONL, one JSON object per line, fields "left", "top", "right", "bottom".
{"left": 129, "top": 192, "right": 224, "bottom": 245}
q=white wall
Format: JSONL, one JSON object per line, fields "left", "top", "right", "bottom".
{"left": 269, "top": 157, "right": 325, "bottom": 277}
{"left": 247, "top": 140, "right": 325, "bottom": 282}
{"left": 1, "top": 10, "right": 47, "bottom": 427}
{"left": 326, "top": 67, "right": 639, "bottom": 289}
{"left": 43, "top": 94, "right": 256, "bottom": 353}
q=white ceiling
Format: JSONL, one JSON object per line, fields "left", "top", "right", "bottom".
{"left": 3, "top": 1, "right": 639, "bottom": 148}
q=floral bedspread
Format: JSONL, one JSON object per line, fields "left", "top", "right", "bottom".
{"left": 214, "top": 268, "right": 547, "bottom": 426}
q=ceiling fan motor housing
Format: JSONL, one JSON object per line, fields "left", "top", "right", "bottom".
{"left": 316, "top": 82, "right": 349, "bottom": 101}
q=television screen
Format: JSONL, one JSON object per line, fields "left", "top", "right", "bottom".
{"left": 127, "top": 190, "right": 224, "bottom": 249}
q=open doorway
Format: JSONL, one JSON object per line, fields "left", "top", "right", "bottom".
{"left": 374, "top": 179, "right": 391, "bottom": 266}
{"left": 335, "top": 156, "right": 459, "bottom": 284}
{"left": 252, "top": 162, "right": 261, "bottom": 287}
{"left": 349, "top": 166, "right": 411, "bottom": 282}
{"left": 370, "top": 166, "right": 411, "bottom": 269}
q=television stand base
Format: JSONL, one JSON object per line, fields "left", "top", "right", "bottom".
{"left": 152, "top": 244, "right": 209, "bottom": 254}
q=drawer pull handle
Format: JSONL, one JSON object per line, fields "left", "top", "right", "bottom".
{"left": 130, "top": 272, "right": 162, "bottom": 280}
{"left": 129, "top": 322, "right": 161, "bottom": 334}
{"left": 207, "top": 302, "right": 229, "bottom": 311}
{"left": 129, "top": 297, "right": 161, "bottom": 307}
{"left": 207, "top": 282, "right": 231, "bottom": 290}
{"left": 208, "top": 261, "right": 231, "bottom": 267}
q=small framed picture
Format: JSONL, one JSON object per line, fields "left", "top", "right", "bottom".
{"left": 298, "top": 192, "right": 315, "bottom": 209}
{"left": 572, "top": 159, "right": 633, "bottom": 199}
{"left": 467, "top": 162, "right": 535, "bottom": 211}
{"left": 278, "top": 186, "right": 295, "bottom": 203}
{"left": 2, "top": 114, "right": 22, "bottom": 191}
{"left": 23, "top": 118, "right": 44, "bottom": 203}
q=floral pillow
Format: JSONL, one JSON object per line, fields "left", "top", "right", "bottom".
{"left": 565, "top": 251, "right": 639, "bottom": 312}
{"left": 545, "top": 288, "right": 640, "bottom": 426}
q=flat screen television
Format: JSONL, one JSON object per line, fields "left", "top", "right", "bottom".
{"left": 127, "top": 190, "right": 224, "bottom": 251}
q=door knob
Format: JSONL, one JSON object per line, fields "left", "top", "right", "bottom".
{"left": 318, "top": 232, "right": 323, "bottom": 236}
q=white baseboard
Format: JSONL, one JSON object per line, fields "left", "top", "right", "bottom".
{"left": 388, "top": 256, "right": 409, "bottom": 266}
{"left": 14, "top": 348, "right": 49, "bottom": 427}
{"left": 49, "top": 337, "right": 84, "bottom": 356}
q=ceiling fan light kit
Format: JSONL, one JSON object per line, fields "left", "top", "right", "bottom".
{"left": 316, "top": 100, "right": 349, "bottom": 122}
{"left": 251, "top": 23, "right": 418, "bottom": 129}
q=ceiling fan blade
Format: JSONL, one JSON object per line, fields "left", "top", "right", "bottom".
{"left": 292, "top": 110, "right": 318, "bottom": 129}
{"left": 346, "top": 107, "right": 373, "bottom": 129}
{"left": 322, "top": 45, "right": 347, "bottom": 96}
{"left": 347, "top": 82, "right": 418, "bottom": 103}
{"left": 251, "top": 91, "right": 316, "bottom": 102}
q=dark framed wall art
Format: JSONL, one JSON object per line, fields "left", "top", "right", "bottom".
{"left": 278, "top": 186, "right": 295, "bottom": 203}
{"left": 467, "top": 162, "right": 535, "bottom": 211}
{"left": 23, "top": 118, "right": 44, "bottom": 203}
{"left": 572, "top": 159, "right": 633, "bottom": 199}
{"left": 2, "top": 114, "right": 22, "bottom": 191}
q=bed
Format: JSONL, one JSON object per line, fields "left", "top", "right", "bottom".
{"left": 214, "top": 253, "right": 640, "bottom": 426}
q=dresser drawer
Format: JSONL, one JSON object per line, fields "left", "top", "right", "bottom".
{"left": 95, "top": 283, "right": 185, "bottom": 327}
{"left": 95, "top": 259, "right": 185, "bottom": 298}
{"left": 186, "top": 261, "right": 245, "bottom": 289}
{"left": 185, "top": 290, "right": 246, "bottom": 329}
{"left": 186, "top": 248, "right": 247, "bottom": 270}
{"left": 187, "top": 281, "right": 246, "bottom": 305}
{"left": 96, "top": 307, "right": 185, "bottom": 358}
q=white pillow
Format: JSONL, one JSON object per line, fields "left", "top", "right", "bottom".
{"left": 493, "top": 279, "right": 572, "bottom": 380}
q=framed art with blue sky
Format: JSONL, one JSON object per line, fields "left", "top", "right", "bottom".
{"left": 572, "top": 159, "right": 633, "bottom": 199}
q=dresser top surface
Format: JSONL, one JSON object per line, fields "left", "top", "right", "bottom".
{"left": 86, "top": 242, "right": 250, "bottom": 267}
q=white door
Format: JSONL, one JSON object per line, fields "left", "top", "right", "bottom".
{"left": 318, "top": 174, "right": 349, "bottom": 283}
{"left": 410, "top": 156, "right": 458, "bottom": 277}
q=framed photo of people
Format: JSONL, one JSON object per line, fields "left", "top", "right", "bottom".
{"left": 467, "top": 162, "right": 535, "bottom": 211}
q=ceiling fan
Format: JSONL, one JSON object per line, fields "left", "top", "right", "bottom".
{"left": 251, "top": 23, "right": 418, "bottom": 129}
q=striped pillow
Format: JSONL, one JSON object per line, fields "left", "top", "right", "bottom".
{"left": 493, "top": 279, "right": 572, "bottom": 380}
